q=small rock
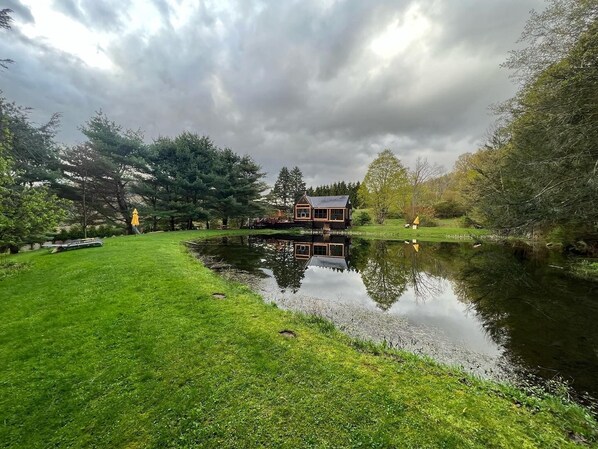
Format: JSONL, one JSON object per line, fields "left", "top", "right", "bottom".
{"left": 212, "top": 293, "right": 226, "bottom": 299}
{"left": 279, "top": 330, "right": 296, "bottom": 338}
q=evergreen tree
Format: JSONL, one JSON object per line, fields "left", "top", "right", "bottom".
{"left": 60, "top": 143, "right": 103, "bottom": 237}
{"left": 270, "top": 167, "right": 293, "bottom": 211}
{"left": 0, "top": 96, "right": 61, "bottom": 186}
{"left": 79, "top": 113, "right": 146, "bottom": 233}
{"left": 289, "top": 166, "right": 306, "bottom": 202}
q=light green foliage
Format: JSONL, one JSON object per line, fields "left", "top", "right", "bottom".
{"left": 352, "top": 210, "right": 372, "bottom": 226}
{"left": 0, "top": 184, "right": 68, "bottom": 250}
{"left": 0, "top": 230, "right": 595, "bottom": 447}
{"left": 0, "top": 116, "right": 67, "bottom": 252}
{"left": 359, "top": 149, "right": 409, "bottom": 224}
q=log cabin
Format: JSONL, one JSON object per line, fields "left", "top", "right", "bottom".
{"left": 294, "top": 194, "right": 352, "bottom": 230}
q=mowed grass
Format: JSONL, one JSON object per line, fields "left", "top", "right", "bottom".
{"left": 1, "top": 231, "right": 596, "bottom": 448}
{"left": 351, "top": 217, "right": 489, "bottom": 242}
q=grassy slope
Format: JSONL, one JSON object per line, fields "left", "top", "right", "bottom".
{"left": 1, "top": 231, "right": 596, "bottom": 448}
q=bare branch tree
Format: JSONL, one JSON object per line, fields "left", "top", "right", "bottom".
{"left": 409, "top": 157, "right": 443, "bottom": 218}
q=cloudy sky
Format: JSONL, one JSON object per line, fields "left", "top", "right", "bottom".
{"left": 1, "top": 0, "right": 543, "bottom": 185}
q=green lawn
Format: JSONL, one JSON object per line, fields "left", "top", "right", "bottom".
{"left": 1, "top": 231, "right": 596, "bottom": 448}
{"left": 351, "top": 217, "right": 489, "bottom": 242}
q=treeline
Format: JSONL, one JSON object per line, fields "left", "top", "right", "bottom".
{"left": 307, "top": 181, "right": 361, "bottom": 208}
{"left": 358, "top": 0, "right": 598, "bottom": 246}
{"left": 267, "top": 165, "right": 362, "bottom": 213}
{"left": 454, "top": 0, "right": 598, "bottom": 244}
{"left": 0, "top": 104, "right": 267, "bottom": 252}
{"left": 62, "top": 115, "right": 266, "bottom": 233}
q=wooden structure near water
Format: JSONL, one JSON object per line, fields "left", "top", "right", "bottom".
{"left": 294, "top": 194, "right": 352, "bottom": 230}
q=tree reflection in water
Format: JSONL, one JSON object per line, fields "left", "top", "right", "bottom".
{"left": 450, "top": 243, "right": 598, "bottom": 401}
{"left": 192, "top": 235, "right": 598, "bottom": 403}
{"left": 351, "top": 239, "right": 445, "bottom": 310}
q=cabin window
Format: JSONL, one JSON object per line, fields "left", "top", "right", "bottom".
{"left": 313, "top": 245, "right": 327, "bottom": 256}
{"left": 314, "top": 209, "right": 328, "bottom": 219}
{"left": 295, "top": 244, "right": 310, "bottom": 257}
{"left": 329, "top": 244, "right": 344, "bottom": 257}
{"left": 296, "top": 207, "right": 310, "bottom": 218}
{"left": 330, "top": 209, "right": 344, "bottom": 220}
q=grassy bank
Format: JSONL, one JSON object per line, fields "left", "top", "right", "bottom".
{"left": 570, "top": 259, "right": 598, "bottom": 281}
{"left": 351, "top": 218, "right": 490, "bottom": 242}
{"left": 1, "top": 230, "right": 596, "bottom": 448}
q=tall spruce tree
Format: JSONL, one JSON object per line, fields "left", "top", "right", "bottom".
{"left": 270, "top": 166, "right": 293, "bottom": 211}
{"left": 79, "top": 113, "right": 146, "bottom": 234}
{"left": 289, "top": 166, "right": 306, "bottom": 203}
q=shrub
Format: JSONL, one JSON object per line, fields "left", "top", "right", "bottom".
{"left": 434, "top": 200, "right": 466, "bottom": 219}
{"left": 353, "top": 211, "right": 372, "bottom": 226}
{"left": 53, "top": 225, "right": 125, "bottom": 241}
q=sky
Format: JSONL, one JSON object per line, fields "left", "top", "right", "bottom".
{"left": 0, "top": 0, "right": 544, "bottom": 186}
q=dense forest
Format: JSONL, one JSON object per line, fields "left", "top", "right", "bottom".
{"left": 0, "top": 100, "right": 268, "bottom": 251}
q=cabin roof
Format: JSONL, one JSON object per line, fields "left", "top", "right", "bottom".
{"left": 305, "top": 195, "right": 350, "bottom": 208}
{"left": 308, "top": 256, "right": 349, "bottom": 271}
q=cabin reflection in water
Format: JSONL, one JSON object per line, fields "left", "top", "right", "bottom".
{"left": 293, "top": 236, "right": 350, "bottom": 271}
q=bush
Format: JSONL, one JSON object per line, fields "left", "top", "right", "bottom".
{"left": 53, "top": 225, "right": 125, "bottom": 241}
{"left": 434, "top": 200, "right": 466, "bottom": 219}
{"left": 419, "top": 216, "right": 438, "bottom": 227}
{"left": 352, "top": 211, "right": 372, "bottom": 226}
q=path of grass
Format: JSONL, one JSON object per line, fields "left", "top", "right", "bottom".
{"left": 1, "top": 230, "right": 596, "bottom": 448}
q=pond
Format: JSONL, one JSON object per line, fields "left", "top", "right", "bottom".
{"left": 190, "top": 234, "right": 598, "bottom": 404}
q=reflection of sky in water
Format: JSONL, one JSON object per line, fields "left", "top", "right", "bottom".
{"left": 388, "top": 277, "right": 501, "bottom": 356}
{"left": 194, "top": 236, "right": 598, "bottom": 403}
{"left": 262, "top": 265, "right": 500, "bottom": 357}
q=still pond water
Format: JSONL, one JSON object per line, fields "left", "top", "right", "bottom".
{"left": 192, "top": 234, "right": 598, "bottom": 403}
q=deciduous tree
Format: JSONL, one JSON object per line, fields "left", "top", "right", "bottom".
{"left": 359, "top": 149, "right": 409, "bottom": 224}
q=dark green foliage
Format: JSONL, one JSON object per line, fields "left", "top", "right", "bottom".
{"left": 77, "top": 113, "right": 146, "bottom": 233}
{"left": 135, "top": 133, "right": 267, "bottom": 230}
{"left": 466, "top": 2, "right": 598, "bottom": 243}
{"left": 307, "top": 180, "right": 361, "bottom": 207}
{"left": 269, "top": 166, "right": 301, "bottom": 211}
{"left": 434, "top": 200, "right": 466, "bottom": 219}
{"left": 138, "top": 134, "right": 219, "bottom": 231}
{"left": 289, "top": 167, "right": 306, "bottom": 202}
{"left": 53, "top": 225, "right": 125, "bottom": 241}
{"left": 0, "top": 96, "right": 61, "bottom": 185}
{"left": 0, "top": 96, "right": 68, "bottom": 253}
{"left": 352, "top": 210, "right": 372, "bottom": 226}
{"left": 211, "top": 148, "right": 267, "bottom": 227}
{"left": 0, "top": 8, "right": 13, "bottom": 69}
{"left": 59, "top": 143, "right": 103, "bottom": 237}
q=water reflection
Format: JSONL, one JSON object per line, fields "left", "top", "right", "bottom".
{"left": 192, "top": 234, "right": 598, "bottom": 403}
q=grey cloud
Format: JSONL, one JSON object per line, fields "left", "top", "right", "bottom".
{"left": 53, "top": 0, "right": 133, "bottom": 32}
{"left": 2, "top": 0, "right": 542, "bottom": 185}
{"left": 4, "top": 0, "right": 34, "bottom": 24}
